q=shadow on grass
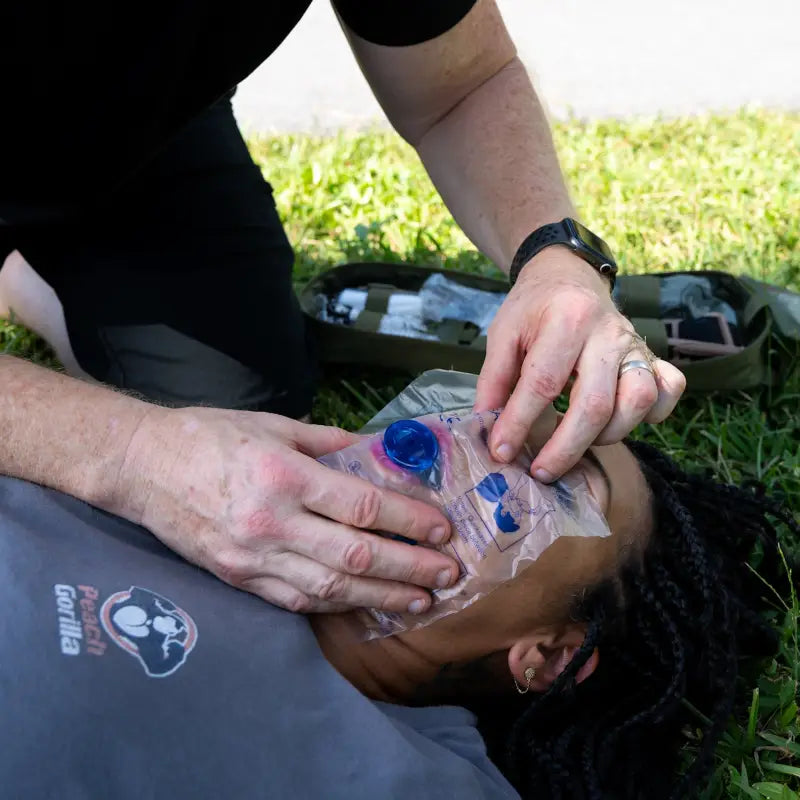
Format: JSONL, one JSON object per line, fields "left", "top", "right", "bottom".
{"left": 293, "top": 219, "right": 503, "bottom": 286}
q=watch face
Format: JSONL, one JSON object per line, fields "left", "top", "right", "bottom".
{"left": 567, "top": 219, "right": 616, "bottom": 265}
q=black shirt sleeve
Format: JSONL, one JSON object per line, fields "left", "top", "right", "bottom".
{"left": 332, "top": 0, "right": 478, "bottom": 47}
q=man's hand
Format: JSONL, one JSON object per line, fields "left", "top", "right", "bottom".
{"left": 339, "top": 0, "right": 685, "bottom": 477}
{"left": 119, "top": 408, "right": 458, "bottom": 614}
{"left": 475, "top": 250, "right": 686, "bottom": 481}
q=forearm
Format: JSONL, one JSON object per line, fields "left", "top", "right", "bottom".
{"left": 415, "top": 56, "right": 574, "bottom": 271}
{"left": 0, "top": 355, "right": 152, "bottom": 513}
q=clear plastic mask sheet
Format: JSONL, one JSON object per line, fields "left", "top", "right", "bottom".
{"left": 319, "top": 371, "right": 611, "bottom": 639}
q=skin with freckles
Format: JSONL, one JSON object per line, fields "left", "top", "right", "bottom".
{"left": 311, "top": 437, "right": 653, "bottom": 704}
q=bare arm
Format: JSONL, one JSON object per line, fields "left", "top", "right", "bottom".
{"left": 0, "top": 355, "right": 457, "bottom": 612}
{"left": 338, "top": 0, "right": 572, "bottom": 270}
{"left": 339, "top": 0, "right": 685, "bottom": 477}
{"left": 0, "top": 354, "right": 150, "bottom": 512}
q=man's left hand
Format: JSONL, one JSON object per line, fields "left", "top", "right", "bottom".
{"left": 474, "top": 249, "right": 686, "bottom": 481}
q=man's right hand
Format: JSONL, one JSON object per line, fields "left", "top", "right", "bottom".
{"left": 117, "top": 407, "right": 459, "bottom": 614}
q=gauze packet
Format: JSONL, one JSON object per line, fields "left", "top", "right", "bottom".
{"left": 319, "top": 409, "right": 610, "bottom": 639}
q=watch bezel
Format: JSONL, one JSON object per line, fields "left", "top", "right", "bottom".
{"left": 564, "top": 217, "right": 617, "bottom": 271}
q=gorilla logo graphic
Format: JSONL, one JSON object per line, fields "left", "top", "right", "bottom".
{"left": 100, "top": 587, "right": 198, "bottom": 678}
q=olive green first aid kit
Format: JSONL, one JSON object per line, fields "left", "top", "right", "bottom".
{"left": 299, "top": 262, "right": 800, "bottom": 392}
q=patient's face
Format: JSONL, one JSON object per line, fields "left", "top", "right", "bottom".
{"left": 309, "top": 434, "right": 655, "bottom": 706}
{"left": 399, "top": 439, "right": 653, "bottom": 650}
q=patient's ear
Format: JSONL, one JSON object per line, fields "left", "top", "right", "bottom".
{"left": 508, "top": 626, "right": 599, "bottom": 692}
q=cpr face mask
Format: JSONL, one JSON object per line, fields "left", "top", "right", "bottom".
{"left": 319, "top": 409, "right": 610, "bottom": 639}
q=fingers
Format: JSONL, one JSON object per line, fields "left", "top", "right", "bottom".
{"left": 474, "top": 328, "right": 523, "bottom": 414}
{"left": 643, "top": 359, "right": 686, "bottom": 423}
{"left": 531, "top": 346, "right": 680, "bottom": 478}
{"left": 522, "top": 403, "right": 559, "bottom": 453}
{"left": 287, "top": 420, "right": 362, "bottom": 458}
{"left": 289, "top": 511, "right": 458, "bottom": 591}
{"left": 303, "top": 460, "right": 450, "bottom": 545}
{"left": 592, "top": 352, "right": 660, "bottom": 445}
{"left": 250, "top": 549, "right": 441, "bottom": 615}
{"left": 489, "top": 323, "right": 584, "bottom": 463}
{"left": 239, "top": 576, "right": 323, "bottom": 614}
{"left": 240, "top": 575, "right": 347, "bottom": 614}
{"left": 529, "top": 339, "right": 620, "bottom": 481}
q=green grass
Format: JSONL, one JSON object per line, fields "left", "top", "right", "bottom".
{"left": 3, "top": 109, "right": 799, "bottom": 797}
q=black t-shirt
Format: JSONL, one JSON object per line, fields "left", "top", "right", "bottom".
{"left": 1, "top": 1, "right": 476, "bottom": 227}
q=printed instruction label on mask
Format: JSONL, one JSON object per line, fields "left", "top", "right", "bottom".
{"left": 447, "top": 468, "right": 558, "bottom": 567}
{"left": 319, "top": 411, "right": 610, "bottom": 638}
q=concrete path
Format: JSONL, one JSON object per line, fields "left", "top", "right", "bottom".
{"left": 232, "top": 0, "right": 800, "bottom": 133}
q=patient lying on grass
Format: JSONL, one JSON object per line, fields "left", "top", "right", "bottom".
{"left": 314, "top": 433, "right": 796, "bottom": 799}
{"left": 0, "top": 433, "right": 794, "bottom": 800}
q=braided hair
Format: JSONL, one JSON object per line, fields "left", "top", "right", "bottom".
{"left": 478, "top": 440, "right": 798, "bottom": 800}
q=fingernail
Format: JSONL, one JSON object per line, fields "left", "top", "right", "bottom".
{"left": 429, "top": 526, "right": 448, "bottom": 545}
{"left": 533, "top": 468, "right": 553, "bottom": 483}
{"left": 437, "top": 569, "right": 453, "bottom": 588}
{"left": 408, "top": 598, "right": 428, "bottom": 615}
{"left": 495, "top": 443, "right": 513, "bottom": 463}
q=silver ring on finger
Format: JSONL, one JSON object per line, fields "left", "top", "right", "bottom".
{"left": 618, "top": 359, "right": 655, "bottom": 379}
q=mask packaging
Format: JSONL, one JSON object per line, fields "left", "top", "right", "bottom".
{"left": 319, "top": 404, "right": 610, "bottom": 639}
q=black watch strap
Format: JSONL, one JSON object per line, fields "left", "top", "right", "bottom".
{"left": 508, "top": 219, "right": 618, "bottom": 290}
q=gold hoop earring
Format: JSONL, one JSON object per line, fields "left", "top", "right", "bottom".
{"left": 514, "top": 666, "right": 536, "bottom": 694}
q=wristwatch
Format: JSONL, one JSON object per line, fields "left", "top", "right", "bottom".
{"left": 508, "top": 217, "right": 618, "bottom": 290}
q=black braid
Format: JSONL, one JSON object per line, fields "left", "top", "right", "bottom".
{"left": 478, "top": 440, "right": 798, "bottom": 800}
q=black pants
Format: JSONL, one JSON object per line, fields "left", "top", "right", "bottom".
{"left": 2, "top": 97, "right": 316, "bottom": 419}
